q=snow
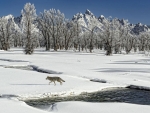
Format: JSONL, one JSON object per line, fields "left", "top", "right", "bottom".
{"left": 72, "top": 9, "right": 150, "bottom": 35}
{"left": 0, "top": 99, "right": 48, "bottom": 113}
{"left": 50, "top": 102, "right": 150, "bottom": 113}
{"left": 3, "top": 14, "right": 14, "bottom": 20}
{"left": 100, "top": 15, "right": 105, "bottom": 18}
{"left": 73, "top": 9, "right": 103, "bottom": 31}
{"left": 1, "top": 48, "right": 150, "bottom": 113}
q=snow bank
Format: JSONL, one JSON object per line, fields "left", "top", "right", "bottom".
{"left": 126, "top": 85, "right": 150, "bottom": 91}
{"left": 30, "top": 65, "right": 62, "bottom": 74}
{"left": 50, "top": 101, "right": 150, "bottom": 113}
{"left": 0, "top": 99, "right": 48, "bottom": 113}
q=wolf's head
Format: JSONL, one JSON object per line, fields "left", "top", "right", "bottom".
{"left": 46, "top": 76, "right": 49, "bottom": 80}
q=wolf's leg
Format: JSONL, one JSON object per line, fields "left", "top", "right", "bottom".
{"left": 60, "top": 81, "right": 62, "bottom": 85}
{"left": 49, "top": 81, "right": 52, "bottom": 85}
{"left": 54, "top": 81, "right": 56, "bottom": 86}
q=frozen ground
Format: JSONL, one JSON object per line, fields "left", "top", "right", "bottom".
{"left": 0, "top": 48, "right": 150, "bottom": 113}
{"left": 49, "top": 102, "right": 150, "bottom": 113}
{"left": 0, "top": 98, "right": 48, "bottom": 113}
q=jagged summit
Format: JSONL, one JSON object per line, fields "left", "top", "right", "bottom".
{"left": 98, "top": 15, "right": 106, "bottom": 23}
{"left": 1, "top": 10, "right": 149, "bottom": 35}
{"left": 73, "top": 9, "right": 95, "bottom": 21}
{"left": 14, "top": 15, "right": 22, "bottom": 25}
{"left": 72, "top": 12, "right": 84, "bottom": 21}
{"left": 99, "top": 15, "right": 105, "bottom": 18}
{"left": 72, "top": 9, "right": 150, "bottom": 35}
{"left": 137, "top": 23, "right": 142, "bottom": 26}
{"left": 132, "top": 23, "right": 149, "bottom": 35}
{"left": 85, "top": 9, "right": 94, "bottom": 16}
{"left": 118, "top": 19, "right": 128, "bottom": 25}
{"left": 72, "top": 9, "right": 103, "bottom": 31}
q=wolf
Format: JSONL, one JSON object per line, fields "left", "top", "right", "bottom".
{"left": 46, "top": 76, "right": 65, "bottom": 85}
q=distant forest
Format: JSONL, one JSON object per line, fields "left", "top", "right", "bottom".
{"left": 0, "top": 3, "right": 150, "bottom": 55}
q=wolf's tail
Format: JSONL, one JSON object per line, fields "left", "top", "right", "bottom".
{"left": 61, "top": 79, "right": 65, "bottom": 82}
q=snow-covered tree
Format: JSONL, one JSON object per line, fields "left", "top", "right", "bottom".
{"left": 38, "top": 9, "right": 65, "bottom": 51}
{"left": 100, "top": 18, "right": 118, "bottom": 55}
{"left": 0, "top": 17, "right": 15, "bottom": 50}
{"left": 37, "top": 12, "right": 51, "bottom": 51}
{"left": 99, "top": 18, "right": 132, "bottom": 55}
{"left": 12, "top": 28, "right": 23, "bottom": 47}
{"left": 87, "top": 27, "right": 97, "bottom": 53}
{"left": 61, "top": 20, "right": 76, "bottom": 50}
{"left": 138, "top": 32, "right": 150, "bottom": 52}
{"left": 21, "top": 3, "right": 37, "bottom": 54}
{"left": 73, "top": 21, "right": 82, "bottom": 51}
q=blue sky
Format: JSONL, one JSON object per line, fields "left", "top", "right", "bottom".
{"left": 0, "top": 0, "right": 150, "bottom": 25}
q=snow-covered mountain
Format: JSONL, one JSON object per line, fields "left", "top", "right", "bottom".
{"left": 1, "top": 14, "right": 21, "bottom": 31}
{"left": 14, "top": 15, "right": 22, "bottom": 25}
{"left": 72, "top": 9, "right": 150, "bottom": 35}
{"left": 72, "top": 9, "right": 103, "bottom": 32}
{"left": 2, "top": 14, "right": 39, "bottom": 33}
{"left": 2, "top": 14, "right": 22, "bottom": 27}
{"left": 1, "top": 10, "right": 150, "bottom": 35}
{"left": 132, "top": 23, "right": 150, "bottom": 35}
{"left": 98, "top": 15, "right": 107, "bottom": 23}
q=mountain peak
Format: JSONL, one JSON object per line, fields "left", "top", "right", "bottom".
{"left": 72, "top": 12, "right": 84, "bottom": 21}
{"left": 137, "top": 23, "right": 142, "bottom": 26}
{"left": 71, "top": 10, "right": 150, "bottom": 35}
{"left": 85, "top": 9, "right": 94, "bottom": 16}
{"left": 100, "top": 15, "right": 105, "bottom": 18}
{"left": 98, "top": 15, "right": 106, "bottom": 23}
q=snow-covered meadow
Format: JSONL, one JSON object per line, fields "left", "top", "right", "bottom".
{"left": 0, "top": 48, "right": 150, "bottom": 113}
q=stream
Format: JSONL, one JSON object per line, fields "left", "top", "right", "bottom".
{"left": 25, "top": 88, "right": 150, "bottom": 111}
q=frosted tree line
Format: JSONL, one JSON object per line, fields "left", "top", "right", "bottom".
{"left": 0, "top": 3, "right": 150, "bottom": 55}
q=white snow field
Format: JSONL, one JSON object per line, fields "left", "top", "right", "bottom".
{"left": 0, "top": 48, "right": 150, "bottom": 113}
